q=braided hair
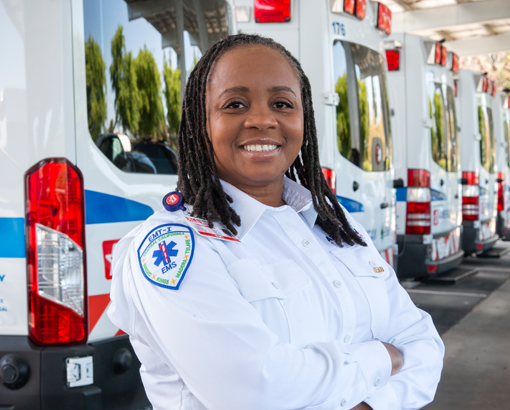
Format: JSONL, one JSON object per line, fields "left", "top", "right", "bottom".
{"left": 177, "top": 33, "right": 366, "bottom": 247}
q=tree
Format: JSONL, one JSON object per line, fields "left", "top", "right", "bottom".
{"left": 335, "top": 74, "right": 351, "bottom": 161}
{"left": 110, "top": 26, "right": 140, "bottom": 136}
{"left": 163, "top": 60, "right": 181, "bottom": 146}
{"left": 134, "top": 47, "right": 165, "bottom": 140}
{"left": 461, "top": 52, "right": 510, "bottom": 90}
{"left": 85, "top": 35, "right": 107, "bottom": 141}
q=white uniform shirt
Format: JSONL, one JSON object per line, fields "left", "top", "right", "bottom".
{"left": 108, "top": 177, "right": 444, "bottom": 410}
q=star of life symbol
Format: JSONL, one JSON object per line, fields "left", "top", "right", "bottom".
{"left": 138, "top": 224, "right": 195, "bottom": 290}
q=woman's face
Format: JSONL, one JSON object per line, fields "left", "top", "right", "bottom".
{"left": 206, "top": 45, "right": 304, "bottom": 192}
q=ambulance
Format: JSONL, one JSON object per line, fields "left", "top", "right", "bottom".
{"left": 494, "top": 90, "right": 510, "bottom": 240}
{"left": 457, "top": 70, "right": 499, "bottom": 254}
{"left": 0, "top": 0, "right": 234, "bottom": 408}
{"left": 234, "top": 0, "right": 399, "bottom": 268}
{"left": 385, "top": 34, "right": 463, "bottom": 278}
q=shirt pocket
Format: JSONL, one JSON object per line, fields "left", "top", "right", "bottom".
{"left": 331, "top": 249, "right": 390, "bottom": 340}
{"left": 227, "top": 259, "right": 324, "bottom": 346}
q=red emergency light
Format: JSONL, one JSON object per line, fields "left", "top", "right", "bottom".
{"left": 434, "top": 43, "right": 441, "bottom": 65}
{"left": 440, "top": 46, "right": 447, "bottom": 66}
{"left": 355, "top": 0, "right": 367, "bottom": 19}
{"left": 482, "top": 77, "right": 490, "bottom": 93}
{"left": 385, "top": 49, "right": 400, "bottom": 71}
{"left": 254, "top": 0, "right": 291, "bottom": 23}
{"left": 491, "top": 81, "right": 497, "bottom": 97}
{"left": 451, "top": 52, "right": 459, "bottom": 74}
{"left": 376, "top": 2, "right": 392, "bottom": 35}
{"left": 343, "top": 0, "right": 355, "bottom": 15}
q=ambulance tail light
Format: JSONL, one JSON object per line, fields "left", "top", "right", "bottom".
{"left": 497, "top": 172, "right": 505, "bottom": 212}
{"left": 406, "top": 169, "right": 431, "bottom": 235}
{"left": 385, "top": 49, "right": 400, "bottom": 71}
{"left": 376, "top": 2, "right": 392, "bottom": 35}
{"left": 322, "top": 167, "right": 336, "bottom": 195}
{"left": 25, "top": 158, "right": 87, "bottom": 345}
{"left": 254, "top": 0, "right": 291, "bottom": 23}
{"left": 462, "top": 171, "right": 480, "bottom": 221}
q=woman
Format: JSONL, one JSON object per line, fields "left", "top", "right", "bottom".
{"left": 108, "top": 34, "right": 444, "bottom": 410}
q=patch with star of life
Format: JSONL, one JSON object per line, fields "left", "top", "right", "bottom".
{"left": 137, "top": 224, "right": 195, "bottom": 290}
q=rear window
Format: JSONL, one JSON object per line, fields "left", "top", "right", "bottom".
{"left": 504, "top": 113, "right": 510, "bottom": 168}
{"left": 428, "top": 82, "right": 447, "bottom": 170}
{"left": 478, "top": 103, "right": 496, "bottom": 173}
{"left": 445, "top": 85, "right": 460, "bottom": 172}
{"left": 332, "top": 41, "right": 392, "bottom": 172}
{"left": 83, "top": 0, "right": 233, "bottom": 174}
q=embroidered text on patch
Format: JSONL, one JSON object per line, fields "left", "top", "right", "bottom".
{"left": 137, "top": 224, "right": 195, "bottom": 289}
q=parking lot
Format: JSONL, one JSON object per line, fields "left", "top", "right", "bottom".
{"left": 401, "top": 240, "right": 510, "bottom": 409}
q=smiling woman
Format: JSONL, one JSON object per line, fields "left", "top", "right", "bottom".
{"left": 108, "top": 34, "right": 444, "bottom": 410}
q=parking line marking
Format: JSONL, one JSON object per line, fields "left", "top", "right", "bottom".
{"left": 471, "top": 267, "right": 510, "bottom": 273}
{"left": 407, "top": 289, "right": 487, "bottom": 298}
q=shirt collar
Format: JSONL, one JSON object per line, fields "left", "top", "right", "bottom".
{"left": 220, "top": 177, "right": 318, "bottom": 240}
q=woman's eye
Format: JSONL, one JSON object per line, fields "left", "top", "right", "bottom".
{"left": 274, "top": 101, "right": 293, "bottom": 109}
{"left": 224, "top": 101, "right": 245, "bottom": 109}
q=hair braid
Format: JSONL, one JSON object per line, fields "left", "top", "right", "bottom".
{"left": 176, "top": 33, "right": 365, "bottom": 247}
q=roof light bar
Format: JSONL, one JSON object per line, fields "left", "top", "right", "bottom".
{"left": 254, "top": 0, "right": 291, "bottom": 23}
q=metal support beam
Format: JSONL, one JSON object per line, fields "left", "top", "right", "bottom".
{"left": 393, "top": 0, "right": 510, "bottom": 33}
{"left": 126, "top": 0, "right": 173, "bottom": 21}
{"left": 444, "top": 32, "right": 510, "bottom": 56}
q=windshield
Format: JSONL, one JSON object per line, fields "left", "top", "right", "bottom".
{"left": 332, "top": 40, "right": 392, "bottom": 172}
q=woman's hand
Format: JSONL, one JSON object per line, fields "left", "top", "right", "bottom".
{"left": 382, "top": 342, "right": 404, "bottom": 375}
{"left": 350, "top": 402, "right": 373, "bottom": 410}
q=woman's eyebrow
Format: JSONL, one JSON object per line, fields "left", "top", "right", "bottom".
{"left": 268, "top": 86, "right": 296, "bottom": 96}
{"left": 220, "top": 86, "right": 249, "bottom": 96}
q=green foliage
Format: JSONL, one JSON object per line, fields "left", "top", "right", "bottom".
{"left": 335, "top": 74, "right": 350, "bottom": 159}
{"left": 110, "top": 26, "right": 140, "bottom": 136}
{"left": 134, "top": 47, "right": 165, "bottom": 140}
{"left": 163, "top": 60, "right": 181, "bottom": 139}
{"left": 433, "top": 92, "right": 446, "bottom": 169}
{"left": 358, "top": 80, "right": 370, "bottom": 171}
{"left": 85, "top": 35, "right": 107, "bottom": 141}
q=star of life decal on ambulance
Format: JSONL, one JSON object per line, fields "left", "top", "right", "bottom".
{"left": 137, "top": 224, "right": 195, "bottom": 290}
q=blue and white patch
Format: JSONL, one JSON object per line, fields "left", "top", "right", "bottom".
{"left": 137, "top": 224, "right": 195, "bottom": 290}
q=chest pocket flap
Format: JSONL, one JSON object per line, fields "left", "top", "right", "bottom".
{"left": 331, "top": 249, "right": 390, "bottom": 340}
{"left": 227, "top": 259, "right": 312, "bottom": 303}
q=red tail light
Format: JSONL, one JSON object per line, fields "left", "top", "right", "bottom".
{"left": 26, "top": 158, "right": 87, "bottom": 345}
{"left": 385, "top": 49, "right": 400, "bottom": 71}
{"left": 462, "top": 171, "right": 479, "bottom": 221}
{"left": 321, "top": 167, "right": 336, "bottom": 195}
{"left": 254, "top": 0, "right": 291, "bottom": 23}
{"left": 497, "top": 172, "right": 505, "bottom": 212}
{"left": 355, "top": 0, "right": 366, "bottom": 19}
{"left": 440, "top": 46, "right": 447, "bottom": 67}
{"left": 376, "top": 2, "right": 392, "bottom": 35}
{"left": 451, "top": 52, "right": 459, "bottom": 74}
{"left": 406, "top": 169, "right": 431, "bottom": 235}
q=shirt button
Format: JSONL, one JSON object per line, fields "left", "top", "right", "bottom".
{"left": 344, "top": 335, "right": 351, "bottom": 343}
{"left": 333, "top": 280, "right": 342, "bottom": 288}
{"left": 374, "top": 378, "right": 381, "bottom": 386}
{"left": 340, "top": 399, "right": 347, "bottom": 407}
{"left": 272, "top": 282, "right": 280, "bottom": 289}
{"left": 302, "top": 239, "right": 311, "bottom": 247}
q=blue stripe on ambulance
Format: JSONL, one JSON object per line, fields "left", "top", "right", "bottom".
{"left": 336, "top": 196, "right": 364, "bottom": 213}
{"left": 0, "top": 218, "right": 26, "bottom": 258}
{"left": 396, "top": 188, "right": 447, "bottom": 202}
{"left": 0, "top": 192, "right": 154, "bottom": 258}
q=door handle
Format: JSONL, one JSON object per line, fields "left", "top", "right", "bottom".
{"left": 380, "top": 202, "right": 389, "bottom": 209}
{"left": 353, "top": 181, "right": 359, "bottom": 192}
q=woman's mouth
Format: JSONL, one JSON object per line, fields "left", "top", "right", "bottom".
{"left": 241, "top": 144, "right": 279, "bottom": 152}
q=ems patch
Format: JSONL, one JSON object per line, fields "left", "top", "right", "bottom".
{"left": 137, "top": 224, "right": 195, "bottom": 290}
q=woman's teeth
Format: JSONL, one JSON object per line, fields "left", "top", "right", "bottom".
{"left": 242, "top": 144, "right": 278, "bottom": 152}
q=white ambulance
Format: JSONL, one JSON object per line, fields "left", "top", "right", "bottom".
{"left": 457, "top": 70, "right": 499, "bottom": 254}
{"left": 234, "top": 0, "right": 399, "bottom": 267}
{"left": 495, "top": 90, "right": 510, "bottom": 240}
{"left": 0, "top": 0, "right": 234, "bottom": 408}
{"left": 385, "top": 34, "right": 463, "bottom": 278}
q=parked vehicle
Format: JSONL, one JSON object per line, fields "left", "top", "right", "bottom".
{"left": 385, "top": 34, "right": 463, "bottom": 278}
{"left": 234, "top": 0, "right": 399, "bottom": 267}
{"left": 457, "top": 70, "right": 499, "bottom": 254}
{"left": 0, "top": 0, "right": 234, "bottom": 408}
{"left": 494, "top": 90, "right": 510, "bottom": 240}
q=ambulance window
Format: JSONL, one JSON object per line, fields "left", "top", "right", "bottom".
{"left": 428, "top": 82, "right": 447, "bottom": 170}
{"left": 351, "top": 44, "right": 392, "bottom": 172}
{"left": 445, "top": 85, "right": 460, "bottom": 172}
{"left": 478, "top": 104, "right": 495, "bottom": 173}
{"left": 505, "top": 115, "right": 510, "bottom": 168}
{"left": 83, "top": 0, "right": 232, "bottom": 174}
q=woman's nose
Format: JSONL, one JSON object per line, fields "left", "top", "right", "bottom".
{"left": 243, "top": 105, "right": 278, "bottom": 131}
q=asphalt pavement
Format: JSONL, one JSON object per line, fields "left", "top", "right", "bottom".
{"left": 401, "top": 240, "right": 510, "bottom": 410}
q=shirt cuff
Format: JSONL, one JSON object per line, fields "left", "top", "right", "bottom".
{"left": 345, "top": 341, "right": 392, "bottom": 397}
{"left": 364, "top": 383, "right": 400, "bottom": 410}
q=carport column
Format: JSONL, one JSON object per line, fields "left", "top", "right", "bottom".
{"left": 175, "top": 0, "right": 187, "bottom": 99}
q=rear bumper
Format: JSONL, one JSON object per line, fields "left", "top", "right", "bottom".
{"left": 0, "top": 335, "right": 150, "bottom": 410}
{"left": 397, "top": 229, "right": 463, "bottom": 279}
{"left": 462, "top": 220, "right": 499, "bottom": 253}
